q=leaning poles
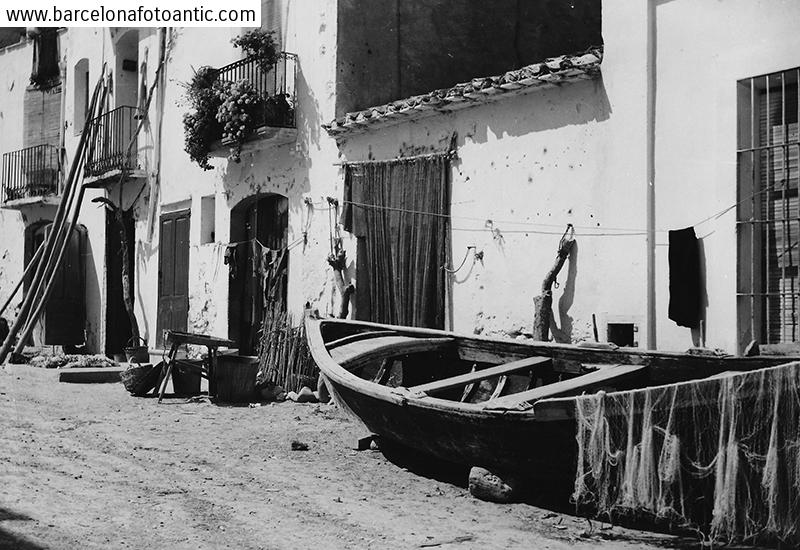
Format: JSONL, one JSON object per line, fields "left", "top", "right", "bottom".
{"left": 0, "top": 241, "right": 45, "bottom": 319}
{"left": 15, "top": 36, "right": 170, "bottom": 359}
{"left": 0, "top": 74, "right": 106, "bottom": 364}
{"left": 12, "top": 79, "right": 107, "bottom": 357}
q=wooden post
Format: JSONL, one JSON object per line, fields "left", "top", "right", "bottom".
{"left": 533, "top": 225, "right": 575, "bottom": 341}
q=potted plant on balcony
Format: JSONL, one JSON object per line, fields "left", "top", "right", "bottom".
{"left": 231, "top": 29, "right": 278, "bottom": 70}
{"left": 216, "top": 79, "right": 263, "bottom": 162}
{"left": 182, "top": 66, "right": 224, "bottom": 170}
{"left": 182, "top": 31, "right": 286, "bottom": 168}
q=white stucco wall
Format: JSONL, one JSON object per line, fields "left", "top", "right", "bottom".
{"left": 4, "top": 0, "right": 799, "bottom": 357}
{"left": 653, "top": 0, "right": 800, "bottom": 353}
{"left": 141, "top": 0, "right": 344, "bottom": 350}
{"left": 0, "top": 40, "right": 34, "bottom": 326}
{"left": 60, "top": 27, "right": 155, "bottom": 352}
{"left": 333, "top": 0, "right": 651, "bottom": 345}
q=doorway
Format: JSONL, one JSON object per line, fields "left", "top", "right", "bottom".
{"left": 228, "top": 195, "right": 288, "bottom": 354}
{"left": 24, "top": 222, "right": 87, "bottom": 345}
{"left": 105, "top": 209, "right": 134, "bottom": 356}
{"left": 156, "top": 210, "right": 190, "bottom": 348}
{"left": 113, "top": 29, "right": 140, "bottom": 109}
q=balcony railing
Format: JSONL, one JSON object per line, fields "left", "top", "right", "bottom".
{"left": 1, "top": 144, "right": 62, "bottom": 203}
{"left": 84, "top": 106, "right": 141, "bottom": 178}
{"left": 214, "top": 52, "right": 297, "bottom": 129}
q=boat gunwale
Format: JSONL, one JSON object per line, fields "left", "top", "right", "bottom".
{"left": 307, "top": 318, "right": 539, "bottom": 420}
{"left": 305, "top": 318, "right": 800, "bottom": 421}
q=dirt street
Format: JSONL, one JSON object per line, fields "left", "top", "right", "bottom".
{"left": 1, "top": 364, "right": 690, "bottom": 550}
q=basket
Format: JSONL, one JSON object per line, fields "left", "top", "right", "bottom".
{"left": 124, "top": 336, "right": 149, "bottom": 363}
{"left": 120, "top": 363, "right": 160, "bottom": 396}
{"left": 215, "top": 355, "right": 259, "bottom": 403}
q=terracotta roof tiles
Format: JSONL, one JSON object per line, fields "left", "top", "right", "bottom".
{"left": 324, "top": 47, "right": 603, "bottom": 137}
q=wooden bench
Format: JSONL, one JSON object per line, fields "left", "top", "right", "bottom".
{"left": 482, "top": 363, "right": 648, "bottom": 410}
{"left": 157, "top": 330, "right": 236, "bottom": 403}
{"left": 407, "top": 356, "right": 551, "bottom": 397}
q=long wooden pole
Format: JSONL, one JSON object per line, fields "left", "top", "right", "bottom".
{"left": 14, "top": 81, "right": 107, "bottom": 355}
{"left": 0, "top": 75, "right": 105, "bottom": 364}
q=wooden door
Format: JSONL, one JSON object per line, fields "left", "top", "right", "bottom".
{"left": 43, "top": 224, "right": 87, "bottom": 345}
{"left": 156, "top": 210, "right": 190, "bottom": 347}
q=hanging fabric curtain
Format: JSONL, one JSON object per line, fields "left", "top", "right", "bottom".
{"left": 30, "top": 28, "right": 60, "bottom": 90}
{"left": 343, "top": 154, "right": 450, "bottom": 329}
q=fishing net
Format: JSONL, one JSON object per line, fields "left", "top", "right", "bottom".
{"left": 572, "top": 361, "right": 800, "bottom": 543}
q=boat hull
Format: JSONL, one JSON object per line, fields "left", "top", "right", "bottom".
{"left": 325, "top": 375, "right": 577, "bottom": 479}
{"left": 307, "top": 317, "right": 800, "bottom": 480}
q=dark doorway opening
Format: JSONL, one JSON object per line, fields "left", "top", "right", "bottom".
{"left": 24, "top": 221, "right": 86, "bottom": 346}
{"left": 156, "top": 210, "right": 190, "bottom": 348}
{"left": 228, "top": 194, "right": 288, "bottom": 355}
{"left": 105, "top": 209, "right": 134, "bottom": 356}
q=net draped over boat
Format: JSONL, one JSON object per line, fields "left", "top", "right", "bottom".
{"left": 572, "top": 361, "right": 800, "bottom": 543}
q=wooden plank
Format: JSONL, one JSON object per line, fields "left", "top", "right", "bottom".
{"left": 58, "top": 366, "right": 125, "bottom": 383}
{"left": 759, "top": 343, "right": 800, "bottom": 356}
{"left": 165, "top": 330, "right": 235, "bottom": 348}
{"left": 330, "top": 336, "right": 455, "bottom": 371}
{"left": 483, "top": 363, "right": 648, "bottom": 410}
{"left": 408, "top": 356, "right": 551, "bottom": 396}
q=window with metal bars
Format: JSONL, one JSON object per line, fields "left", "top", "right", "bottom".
{"left": 737, "top": 68, "right": 800, "bottom": 346}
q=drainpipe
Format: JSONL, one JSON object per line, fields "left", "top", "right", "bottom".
{"left": 645, "top": 0, "right": 657, "bottom": 349}
{"left": 145, "top": 27, "right": 167, "bottom": 244}
{"left": 58, "top": 40, "right": 67, "bottom": 194}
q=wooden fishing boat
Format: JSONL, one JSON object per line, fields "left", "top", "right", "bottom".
{"left": 306, "top": 317, "right": 799, "bottom": 484}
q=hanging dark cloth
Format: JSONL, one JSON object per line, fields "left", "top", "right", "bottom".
{"left": 30, "top": 28, "right": 60, "bottom": 90}
{"left": 668, "top": 226, "right": 702, "bottom": 328}
{"left": 343, "top": 156, "right": 449, "bottom": 329}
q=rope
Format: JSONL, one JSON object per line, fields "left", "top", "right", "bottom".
{"left": 338, "top": 176, "right": 785, "bottom": 238}
{"left": 443, "top": 246, "right": 475, "bottom": 273}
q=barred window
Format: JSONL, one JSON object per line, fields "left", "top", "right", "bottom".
{"left": 738, "top": 68, "right": 800, "bottom": 346}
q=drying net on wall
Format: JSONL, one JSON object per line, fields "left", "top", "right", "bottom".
{"left": 572, "top": 361, "right": 800, "bottom": 544}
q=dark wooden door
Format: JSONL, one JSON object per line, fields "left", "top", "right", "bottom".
{"left": 156, "top": 210, "right": 190, "bottom": 348}
{"left": 105, "top": 210, "right": 134, "bottom": 355}
{"left": 43, "top": 224, "right": 86, "bottom": 345}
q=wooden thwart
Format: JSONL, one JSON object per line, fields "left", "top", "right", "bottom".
{"left": 331, "top": 336, "right": 455, "bottom": 371}
{"left": 408, "top": 356, "right": 551, "bottom": 396}
{"left": 325, "top": 330, "right": 397, "bottom": 351}
{"left": 483, "top": 363, "right": 648, "bottom": 410}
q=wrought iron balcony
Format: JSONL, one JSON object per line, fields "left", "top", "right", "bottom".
{"left": 1, "top": 144, "right": 62, "bottom": 203}
{"left": 214, "top": 52, "right": 298, "bottom": 130}
{"left": 84, "top": 106, "right": 142, "bottom": 179}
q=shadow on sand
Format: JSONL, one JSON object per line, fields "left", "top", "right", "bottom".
{"left": 375, "top": 439, "right": 783, "bottom": 550}
{"left": 0, "top": 507, "right": 47, "bottom": 550}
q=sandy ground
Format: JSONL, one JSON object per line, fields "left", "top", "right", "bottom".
{"left": 0, "top": 364, "right": 700, "bottom": 550}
